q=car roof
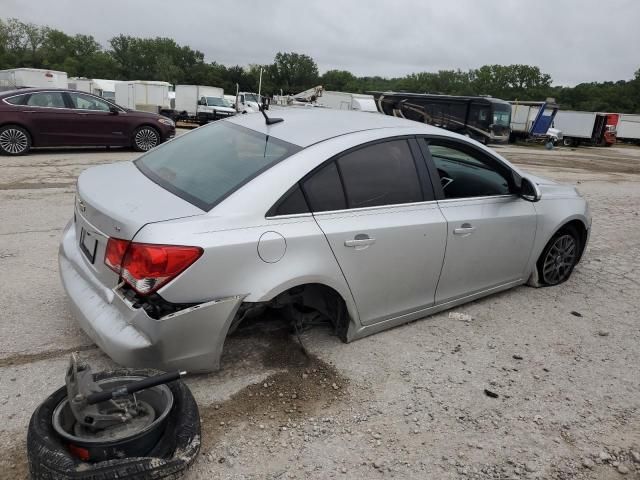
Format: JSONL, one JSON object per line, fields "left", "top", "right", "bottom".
{"left": 226, "top": 107, "right": 444, "bottom": 147}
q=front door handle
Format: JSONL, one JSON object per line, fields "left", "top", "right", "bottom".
{"left": 345, "top": 235, "right": 376, "bottom": 248}
{"left": 453, "top": 224, "right": 476, "bottom": 235}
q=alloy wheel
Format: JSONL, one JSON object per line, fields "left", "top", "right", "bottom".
{"left": 135, "top": 128, "right": 159, "bottom": 151}
{"left": 0, "top": 128, "right": 29, "bottom": 154}
{"left": 542, "top": 234, "right": 577, "bottom": 285}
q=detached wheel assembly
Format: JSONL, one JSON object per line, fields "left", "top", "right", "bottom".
{"left": 27, "top": 355, "right": 200, "bottom": 480}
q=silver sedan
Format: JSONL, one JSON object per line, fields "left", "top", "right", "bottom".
{"left": 59, "top": 109, "right": 591, "bottom": 372}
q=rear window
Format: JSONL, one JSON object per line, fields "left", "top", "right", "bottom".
{"left": 4, "top": 94, "right": 27, "bottom": 105}
{"left": 135, "top": 122, "right": 301, "bottom": 211}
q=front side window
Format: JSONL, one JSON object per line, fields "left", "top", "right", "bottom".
{"left": 26, "top": 92, "right": 66, "bottom": 108}
{"left": 136, "top": 122, "right": 301, "bottom": 211}
{"left": 469, "top": 103, "right": 490, "bottom": 126}
{"left": 337, "top": 140, "right": 422, "bottom": 209}
{"left": 427, "top": 142, "right": 512, "bottom": 199}
{"left": 69, "top": 93, "right": 111, "bottom": 111}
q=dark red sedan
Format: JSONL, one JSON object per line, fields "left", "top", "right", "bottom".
{"left": 0, "top": 88, "right": 175, "bottom": 155}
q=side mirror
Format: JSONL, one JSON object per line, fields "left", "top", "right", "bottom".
{"left": 109, "top": 106, "right": 119, "bottom": 115}
{"left": 520, "top": 177, "right": 541, "bottom": 202}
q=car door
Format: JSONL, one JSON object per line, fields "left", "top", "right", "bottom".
{"left": 302, "top": 138, "right": 447, "bottom": 326}
{"left": 66, "top": 92, "right": 130, "bottom": 146}
{"left": 22, "top": 91, "right": 77, "bottom": 146}
{"left": 418, "top": 138, "right": 537, "bottom": 303}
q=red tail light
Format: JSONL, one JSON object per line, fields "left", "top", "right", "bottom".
{"left": 105, "top": 238, "right": 128, "bottom": 273}
{"left": 105, "top": 238, "right": 203, "bottom": 295}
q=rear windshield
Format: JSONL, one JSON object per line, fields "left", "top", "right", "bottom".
{"left": 135, "top": 122, "right": 301, "bottom": 211}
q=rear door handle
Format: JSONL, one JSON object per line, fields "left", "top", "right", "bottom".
{"left": 453, "top": 224, "right": 476, "bottom": 235}
{"left": 344, "top": 236, "right": 376, "bottom": 248}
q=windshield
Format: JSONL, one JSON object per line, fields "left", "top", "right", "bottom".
{"left": 244, "top": 93, "right": 260, "bottom": 103}
{"left": 135, "top": 122, "right": 301, "bottom": 211}
{"left": 206, "top": 97, "right": 230, "bottom": 107}
{"left": 492, "top": 104, "right": 511, "bottom": 127}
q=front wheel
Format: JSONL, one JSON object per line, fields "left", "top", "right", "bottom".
{"left": 0, "top": 125, "right": 31, "bottom": 155}
{"left": 133, "top": 126, "right": 160, "bottom": 152}
{"left": 537, "top": 227, "right": 580, "bottom": 286}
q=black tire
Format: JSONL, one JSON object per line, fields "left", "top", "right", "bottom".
{"left": 562, "top": 137, "right": 574, "bottom": 148}
{"left": 536, "top": 226, "right": 581, "bottom": 286}
{"left": 27, "top": 368, "right": 200, "bottom": 480}
{"left": 132, "top": 126, "right": 160, "bottom": 152}
{"left": 0, "top": 124, "right": 31, "bottom": 155}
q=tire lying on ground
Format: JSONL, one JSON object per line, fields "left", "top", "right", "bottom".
{"left": 27, "top": 368, "right": 201, "bottom": 480}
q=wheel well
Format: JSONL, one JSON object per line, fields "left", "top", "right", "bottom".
{"left": 232, "top": 283, "right": 350, "bottom": 342}
{"left": 0, "top": 123, "right": 34, "bottom": 145}
{"left": 558, "top": 219, "right": 588, "bottom": 262}
{"left": 136, "top": 123, "right": 160, "bottom": 133}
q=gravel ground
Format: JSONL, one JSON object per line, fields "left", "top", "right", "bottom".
{"left": 0, "top": 140, "right": 639, "bottom": 479}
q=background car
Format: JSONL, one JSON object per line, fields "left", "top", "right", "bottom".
{"left": 59, "top": 109, "right": 591, "bottom": 372}
{"left": 0, "top": 88, "right": 175, "bottom": 155}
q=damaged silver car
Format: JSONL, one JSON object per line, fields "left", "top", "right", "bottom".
{"left": 59, "top": 108, "right": 591, "bottom": 372}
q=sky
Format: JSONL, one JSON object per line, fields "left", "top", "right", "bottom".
{"left": 3, "top": 0, "right": 639, "bottom": 86}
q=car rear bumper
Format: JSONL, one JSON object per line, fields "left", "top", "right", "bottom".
{"left": 58, "top": 220, "right": 243, "bottom": 372}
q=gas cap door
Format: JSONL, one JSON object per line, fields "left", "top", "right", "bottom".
{"left": 257, "top": 231, "right": 286, "bottom": 263}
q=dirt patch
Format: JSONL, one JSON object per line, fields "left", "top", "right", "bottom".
{"left": 0, "top": 440, "right": 28, "bottom": 480}
{"left": 0, "top": 344, "right": 97, "bottom": 368}
{"left": 501, "top": 148, "right": 640, "bottom": 175}
{"left": 199, "top": 317, "right": 348, "bottom": 451}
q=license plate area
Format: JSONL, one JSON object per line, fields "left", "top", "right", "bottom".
{"left": 80, "top": 227, "right": 98, "bottom": 264}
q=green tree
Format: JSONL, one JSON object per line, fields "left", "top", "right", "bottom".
{"left": 270, "top": 52, "right": 319, "bottom": 94}
{"left": 320, "top": 69, "right": 356, "bottom": 91}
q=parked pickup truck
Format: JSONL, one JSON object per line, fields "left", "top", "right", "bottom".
{"left": 171, "top": 85, "right": 236, "bottom": 124}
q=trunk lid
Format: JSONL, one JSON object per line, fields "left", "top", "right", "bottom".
{"left": 75, "top": 161, "right": 204, "bottom": 286}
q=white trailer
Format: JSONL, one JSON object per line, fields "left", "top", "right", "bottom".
{"left": 68, "top": 78, "right": 120, "bottom": 102}
{"left": 510, "top": 103, "right": 541, "bottom": 135}
{"left": 553, "top": 111, "right": 597, "bottom": 139}
{"left": 115, "top": 81, "right": 171, "bottom": 113}
{"left": 319, "top": 91, "right": 378, "bottom": 112}
{"left": 0, "top": 68, "right": 67, "bottom": 91}
{"left": 553, "top": 110, "right": 612, "bottom": 147}
{"left": 616, "top": 114, "right": 640, "bottom": 143}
